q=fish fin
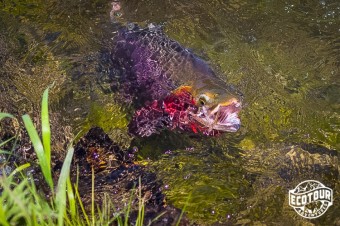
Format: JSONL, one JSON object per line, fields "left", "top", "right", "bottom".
{"left": 172, "top": 85, "right": 193, "bottom": 95}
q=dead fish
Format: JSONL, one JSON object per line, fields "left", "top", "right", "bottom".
{"left": 111, "top": 24, "right": 242, "bottom": 137}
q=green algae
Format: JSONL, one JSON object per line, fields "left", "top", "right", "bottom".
{"left": 153, "top": 145, "right": 249, "bottom": 225}
{"left": 82, "top": 103, "right": 128, "bottom": 130}
{"left": 238, "top": 138, "right": 256, "bottom": 151}
{"left": 80, "top": 102, "right": 131, "bottom": 148}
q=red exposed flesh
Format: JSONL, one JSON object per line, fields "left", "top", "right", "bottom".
{"left": 128, "top": 90, "right": 221, "bottom": 136}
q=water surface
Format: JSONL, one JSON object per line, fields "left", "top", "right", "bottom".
{"left": 0, "top": 0, "right": 339, "bottom": 224}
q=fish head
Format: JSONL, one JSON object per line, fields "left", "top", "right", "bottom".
{"left": 180, "top": 80, "right": 243, "bottom": 133}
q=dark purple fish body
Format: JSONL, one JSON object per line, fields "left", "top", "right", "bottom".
{"left": 111, "top": 24, "right": 242, "bottom": 136}
{"left": 112, "top": 25, "right": 219, "bottom": 103}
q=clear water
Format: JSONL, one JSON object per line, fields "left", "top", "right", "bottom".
{"left": 0, "top": 0, "right": 339, "bottom": 224}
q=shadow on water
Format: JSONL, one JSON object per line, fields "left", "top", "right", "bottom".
{"left": 0, "top": 0, "right": 339, "bottom": 225}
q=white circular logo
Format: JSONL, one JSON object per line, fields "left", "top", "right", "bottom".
{"left": 289, "top": 180, "right": 333, "bottom": 219}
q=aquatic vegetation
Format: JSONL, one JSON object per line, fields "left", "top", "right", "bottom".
{"left": 80, "top": 101, "right": 131, "bottom": 149}
{"left": 153, "top": 145, "right": 249, "bottom": 224}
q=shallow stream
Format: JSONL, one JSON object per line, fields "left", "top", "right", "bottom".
{"left": 0, "top": 0, "right": 339, "bottom": 224}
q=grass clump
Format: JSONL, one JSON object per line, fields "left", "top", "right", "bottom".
{"left": 0, "top": 87, "right": 146, "bottom": 226}
{"left": 22, "top": 87, "right": 54, "bottom": 190}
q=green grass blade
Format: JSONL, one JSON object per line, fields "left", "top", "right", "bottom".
{"left": 91, "top": 167, "right": 95, "bottom": 226}
{"left": 56, "top": 147, "right": 74, "bottom": 226}
{"left": 0, "top": 150, "right": 14, "bottom": 155}
{"left": 0, "top": 203, "right": 10, "bottom": 226}
{"left": 41, "top": 88, "right": 51, "bottom": 171}
{"left": 0, "top": 137, "right": 15, "bottom": 148}
{"left": 75, "top": 184, "right": 90, "bottom": 225}
{"left": 124, "top": 187, "right": 135, "bottom": 226}
{"left": 0, "top": 113, "right": 13, "bottom": 121}
{"left": 66, "top": 177, "right": 76, "bottom": 219}
{"left": 137, "top": 177, "right": 144, "bottom": 226}
{"left": 8, "top": 163, "right": 31, "bottom": 178}
{"left": 175, "top": 193, "right": 191, "bottom": 226}
{"left": 147, "top": 212, "right": 166, "bottom": 226}
{"left": 22, "top": 114, "right": 54, "bottom": 190}
{"left": 1, "top": 178, "right": 31, "bottom": 223}
{"left": 74, "top": 166, "right": 91, "bottom": 225}
{"left": 0, "top": 182, "right": 10, "bottom": 226}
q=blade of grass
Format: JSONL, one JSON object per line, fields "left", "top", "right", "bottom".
{"left": 64, "top": 214, "right": 73, "bottom": 226}
{"left": 124, "top": 188, "right": 135, "bottom": 226}
{"left": 66, "top": 176, "right": 76, "bottom": 219}
{"left": 136, "top": 177, "right": 144, "bottom": 226}
{"left": 0, "top": 202, "right": 10, "bottom": 226}
{"left": 0, "top": 150, "right": 14, "bottom": 155}
{"left": 0, "top": 113, "right": 13, "bottom": 121}
{"left": 75, "top": 184, "right": 90, "bottom": 225}
{"left": 32, "top": 209, "right": 38, "bottom": 226}
{"left": 10, "top": 131, "right": 21, "bottom": 154}
{"left": 0, "top": 137, "right": 15, "bottom": 148}
{"left": 91, "top": 167, "right": 95, "bottom": 226}
{"left": 147, "top": 212, "right": 166, "bottom": 226}
{"left": 0, "top": 177, "right": 10, "bottom": 226}
{"left": 175, "top": 193, "right": 191, "bottom": 226}
{"left": 1, "top": 178, "right": 32, "bottom": 223}
{"left": 56, "top": 147, "right": 74, "bottom": 226}
{"left": 96, "top": 202, "right": 103, "bottom": 225}
{"left": 27, "top": 177, "right": 55, "bottom": 224}
{"left": 116, "top": 215, "right": 123, "bottom": 226}
{"left": 22, "top": 114, "right": 53, "bottom": 190}
{"left": 41, "top": 88, "right": 51, "bottom": 172}
{"left": 103, "top": 193, "right": 115, "bottom": 225}
{"left": 8, "top": 163, "right": 31, "bottom": 178}
{"left": 74, "top": 165, "right": 91, "bottom": 225}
